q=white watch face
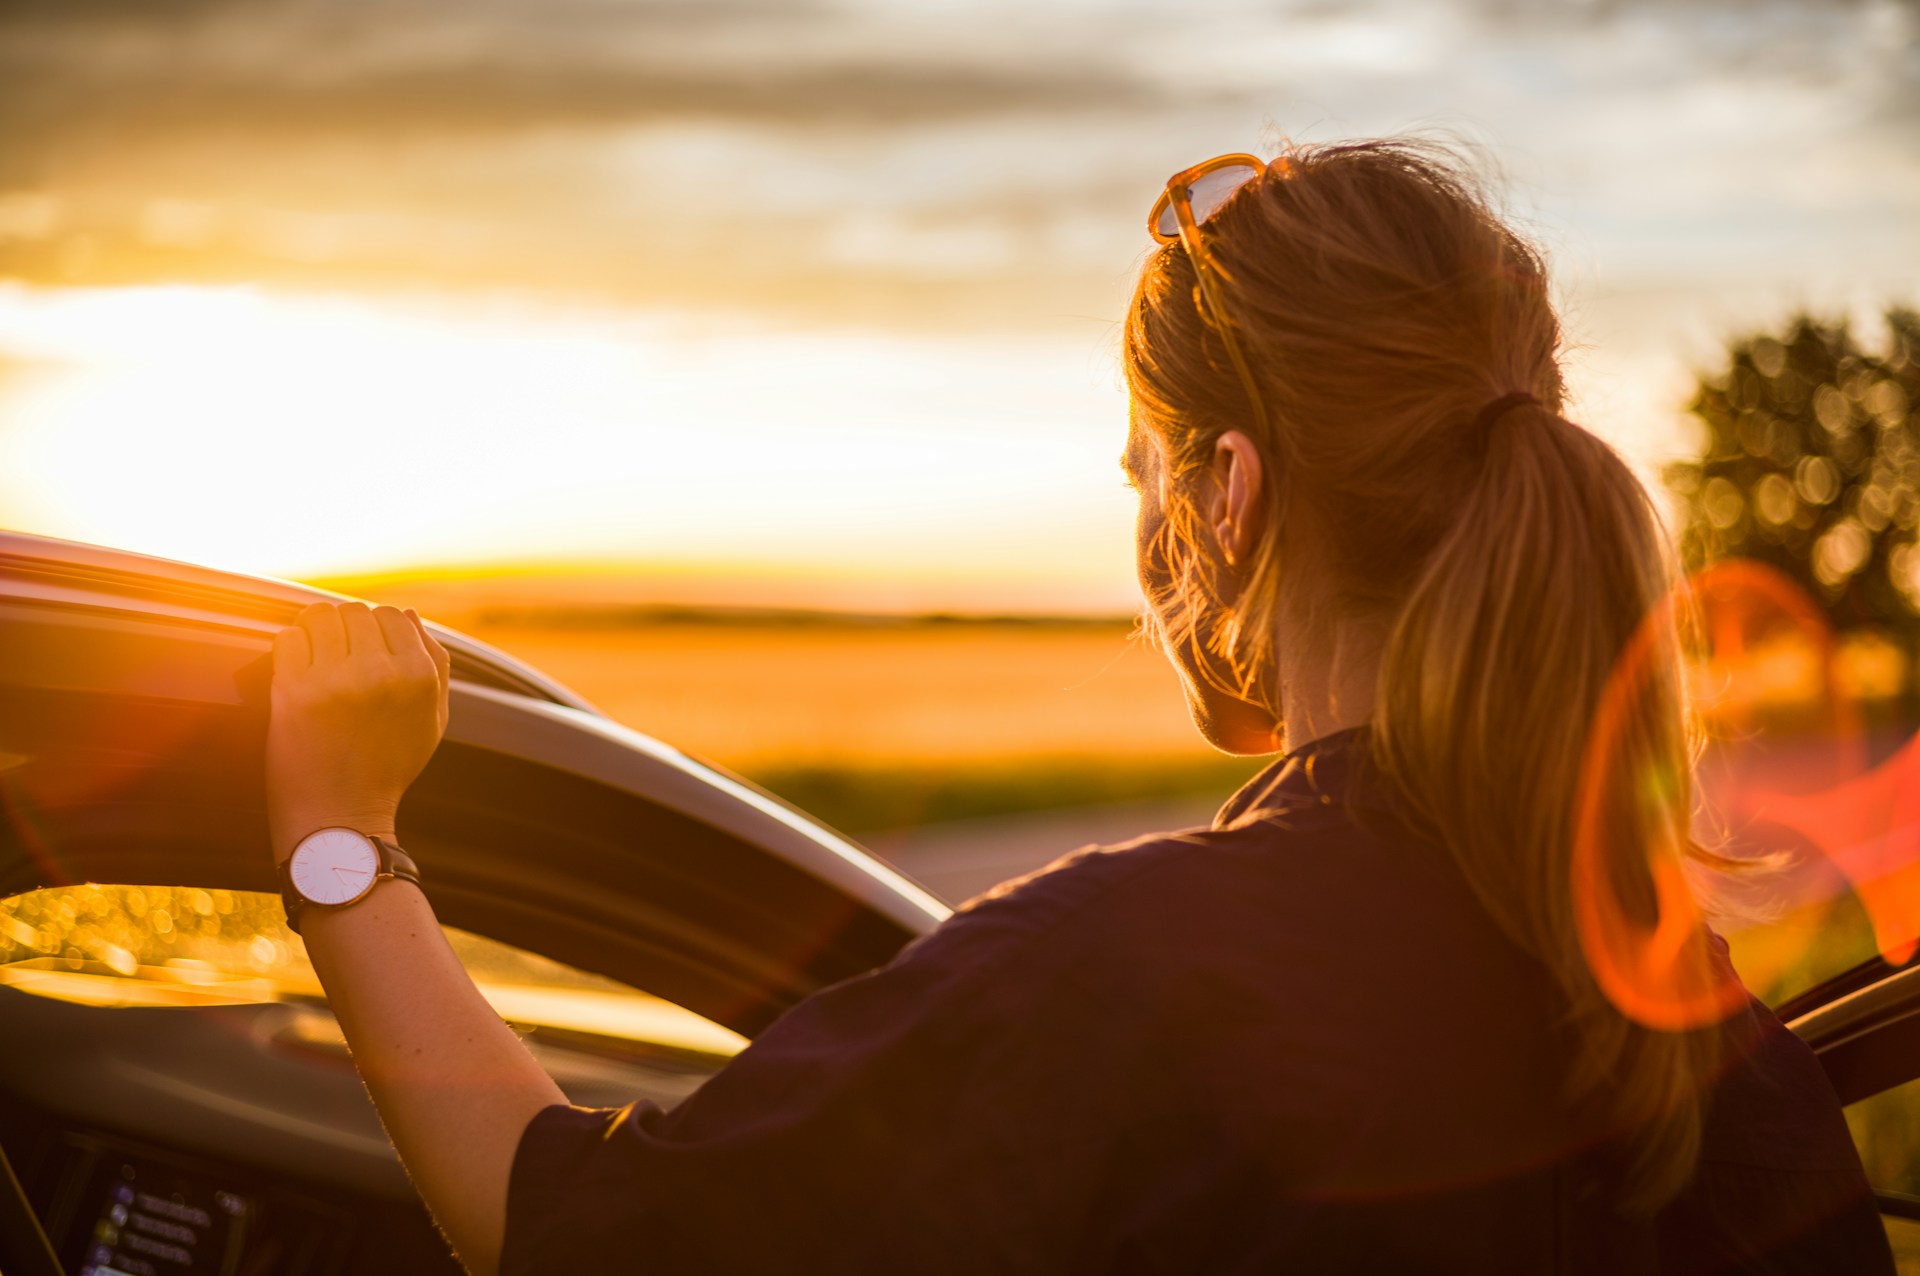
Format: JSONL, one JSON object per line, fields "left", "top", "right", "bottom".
{"left": 289, "top": 829, "right": 381, "bottom": 907}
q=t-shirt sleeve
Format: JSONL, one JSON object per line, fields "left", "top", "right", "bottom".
{"left": 498, "top": 854, "right": 1144, "bottom": 1275}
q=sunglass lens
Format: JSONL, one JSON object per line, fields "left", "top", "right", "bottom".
{"left": 1151, "top": 197, "right": 1182, "bottom": 241}
{"left": 1185, "top": 163, "right": 1262, "bottom": 226}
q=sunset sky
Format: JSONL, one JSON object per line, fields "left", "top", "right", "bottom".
{"left": 0, "top": 0, "right": 1915, "bottom": 612}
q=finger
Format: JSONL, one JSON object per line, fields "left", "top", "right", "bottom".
{"left": 338, "top": 601, "right": 386, "bottom": 658}
{"left": 298, "top": 602, "right": 348, "bottom": 666}
{"left": 407, "top": 609, "right": 452, "bottom": 683}
{"left": 375, "top": 605, "right": 429, "bottom": 668}
{"left": 408, "top": 608, "right": 452, "bottom": 725}
{"left": 271, "top": 625, "right": 312, "bottom": 675}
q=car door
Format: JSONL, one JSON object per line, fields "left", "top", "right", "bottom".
{"left": 0, "top": 530, "right": 945, "bottom": 1030}
{"left": 1773, "top": 953, "right": 1920, "bottom": 1267}
{"left": 0, "top": 531, "right": 948, "bottom": 1274}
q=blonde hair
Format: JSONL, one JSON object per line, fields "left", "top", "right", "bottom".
{"left": 1123, "top": 137, "right": 1725, "bottom": 1213}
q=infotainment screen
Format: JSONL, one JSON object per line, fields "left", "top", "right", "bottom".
{"left": 53, "top": 1133, "right": 348, "bottom": 1276}
{"left": 65, "top": 1143, "right": 253, "bottom": 1276}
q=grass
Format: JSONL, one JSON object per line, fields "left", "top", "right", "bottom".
{"left": 429, "top": 612, "right": 1276, "bottom": 833}
{"left": 455, "top": 616, "right": 1221, "bottom": 769}
{"left": 391, "top": 610, "right": 1268, "bottom": 833}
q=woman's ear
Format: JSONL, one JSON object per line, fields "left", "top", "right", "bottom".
{"left": 1207, "top": 431, "right": 1265, "bottom": 567}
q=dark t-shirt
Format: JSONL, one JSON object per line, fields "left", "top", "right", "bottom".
{"left": 500, "top": 727, "right": 1893, "bottom": 1274}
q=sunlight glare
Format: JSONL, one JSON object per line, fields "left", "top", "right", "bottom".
{"left": 0, "top": 285, "right": 1137, "bottom": 607}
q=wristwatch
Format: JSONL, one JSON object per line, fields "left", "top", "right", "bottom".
{"left": 278, "top": 828, "right": 422, "bottom": 936}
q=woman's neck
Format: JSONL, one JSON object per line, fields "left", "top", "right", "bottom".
{"left": 1272, "top": 615, "right": 1385, "bottom": 754}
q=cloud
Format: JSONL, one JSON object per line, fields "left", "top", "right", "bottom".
{"left": 1453, "top": 0, "right": 1918, "bottom": 117}
{"left": 0, "top": 0, "right": 1911, "bottom": 334}
{"left": 0, "top": 0, "right": 1175, "bottom": 163}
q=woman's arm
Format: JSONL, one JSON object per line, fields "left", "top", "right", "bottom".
{"left": 266, "top": 601, "right": 565, "bottom": 1276}
{"left": 298, "top": 881, "right": 563, "bottom": 1276}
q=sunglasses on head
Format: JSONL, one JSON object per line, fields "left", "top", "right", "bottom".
{"left": 1145, "top": 153, "right": 1290, "bottom": 432}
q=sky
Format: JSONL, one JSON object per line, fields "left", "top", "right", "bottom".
{"left": 0, "top": 0, "right": 1914, "bottom": 612}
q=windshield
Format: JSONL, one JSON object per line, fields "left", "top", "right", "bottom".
{"left": 0, "top": 884, "right": 745, "bottom": 1060}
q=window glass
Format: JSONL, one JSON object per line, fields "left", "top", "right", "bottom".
{"left": 1850, "top": 1076, "right": 1920, "bottom": 1201}
{"left": 0, "top": 884, "right": 744, "bottom": 1060}
{"left": 1847, "top": 1076, "right": 1920, "bottom": 1273}
{"left": 1881, "top": 1218, "right": 1920, "bottom": 1276}
{"left": 1721, "top": 889, "right": 1884, "bottom": 1011}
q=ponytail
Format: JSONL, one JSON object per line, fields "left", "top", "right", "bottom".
{"left": 1371, "top": 400, "right": 1723, "bottom": 1213}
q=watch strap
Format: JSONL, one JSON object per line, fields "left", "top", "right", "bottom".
{"left": 377, "top": 837, "right": 422, "bottom": 889}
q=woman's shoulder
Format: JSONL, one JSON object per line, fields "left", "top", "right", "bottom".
{"left": 945, "top": 728, "right": 1388, "bottom": 923}
{"left": 932, "top": 795, "right": 1447, "bottom": 990}
{"left": 949, "top": 730, "right": 1469, "bottom": 959}
{"left": 953, "top": 823, "right": 1231, "bottom": 917}
{"left": 947, "top": 808, "right": 1343, "bottom": 929}
{"left": 1653, "top": 993, "right": 1892, "bottom": 1272}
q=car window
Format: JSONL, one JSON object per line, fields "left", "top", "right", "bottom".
{"left": 1850, "top": 1076, "right": 1920, "bottom": 1200}
{"left": 1846, "top": 1076, "right": 1920, "bottom": 1270}
{"left": 0, "top": 883, "right": 746, "bottom": 1060}
{"left": 1881, "top": 1219, "right": 1920, "bottom": 1275}
{"left": 1720, "top": 889, "right": 1885, "bottom": 1011}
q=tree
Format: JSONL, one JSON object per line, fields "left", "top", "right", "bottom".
{"left": 1666, "top": 309, "right": 1920, "bottom": 660}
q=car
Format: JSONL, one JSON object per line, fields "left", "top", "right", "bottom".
{"left": 1, "top": 529, "right": 1918, "bottom": 1274}
{"left": 0, "top": 530, "right": 947, "bottom": 1275}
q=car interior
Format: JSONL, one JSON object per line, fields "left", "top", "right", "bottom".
{"left": 0, "top": 889, "right": 744, "bottom": 1276}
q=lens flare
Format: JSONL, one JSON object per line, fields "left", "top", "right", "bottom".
{"left": 1577, "top": 557, "right": 1920, "bottom": 1031}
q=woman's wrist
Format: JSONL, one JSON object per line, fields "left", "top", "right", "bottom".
{"left": 271, "top": 803, "right": 401, "bottom": 863}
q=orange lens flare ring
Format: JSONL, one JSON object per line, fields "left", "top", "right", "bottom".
{"left": 1706, "top": 562, "right": 1920, "bottom": 970}
{"left": 1571, "top": 574, "right": 1750, "bottom": 1032}
{"left": 1574, "top": 558, "right": 1920, "bottom": 1031}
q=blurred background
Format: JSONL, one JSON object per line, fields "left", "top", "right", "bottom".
{"left": 0, "top": 0, "right": 1915, "bottom": 866}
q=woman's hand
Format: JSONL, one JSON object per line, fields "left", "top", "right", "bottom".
{"left": 266, "top": 601, "right": 451, "bottom": 861}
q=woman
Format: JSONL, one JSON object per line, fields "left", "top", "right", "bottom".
{"left": 264, "top": 139, "right": 1892, "bottom": 1273}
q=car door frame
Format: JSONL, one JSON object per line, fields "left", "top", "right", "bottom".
{"left": 0, "top": 531, "right": 948, "bottom": 1040}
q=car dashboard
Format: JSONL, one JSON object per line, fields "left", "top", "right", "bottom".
{"left": 0, "top": 985, "right": 727, "bottom": 1275}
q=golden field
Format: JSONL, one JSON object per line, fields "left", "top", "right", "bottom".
{"left": 309, "top": 570, "right": 1269, "bottom": 832}
{"left": 459, "top": 619, "right": 1213, "bottom": 769}
{"left": 297, "top": 571, "right": 1259, "bottom": 834}
{"left": 449, "top": 618, "right": 1264, "bottom": 834}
